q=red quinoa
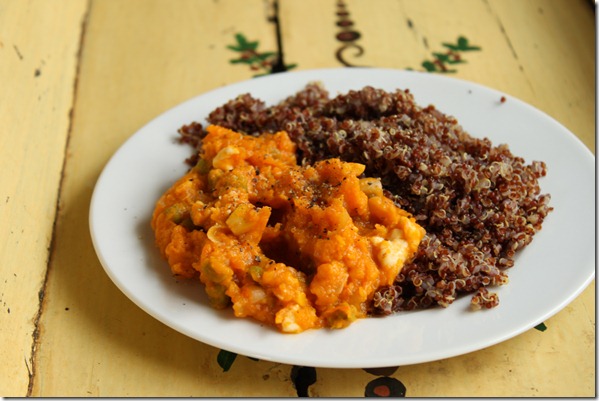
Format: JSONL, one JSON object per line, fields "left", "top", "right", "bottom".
{"left": 178, "top": 82, "right": 552, "bottom": 313}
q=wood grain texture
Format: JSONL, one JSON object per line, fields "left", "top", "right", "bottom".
{"left": 311, "top": 287, "right": 595, "bottom": 397}
{"left": 485, "top": 0, "right": 595, "bottom": 151}
{"left": 278, "top": 0, "right": 595, "bottom": 396}
{"left": 281, "top": 0, "right": 595, "bottom": 152}
{"left": 2, "top": 0, "right": 593, "bottom": 397}
{"left": 0, "top": 0, "right": 88, "bottom": 396}
{"left": 30, "top": 0, "right": 286, "bottom": 396}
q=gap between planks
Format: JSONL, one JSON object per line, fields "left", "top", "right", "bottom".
{"left": 26, "top": 1, "right": 92, "bottom": 396}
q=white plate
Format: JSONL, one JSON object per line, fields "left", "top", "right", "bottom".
{"left": 89, "top": 68, "right": 595, "bottom": 368}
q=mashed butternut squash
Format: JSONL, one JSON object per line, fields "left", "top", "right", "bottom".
{"left": 152, "top": 125, "right": 425, "bottom": 333}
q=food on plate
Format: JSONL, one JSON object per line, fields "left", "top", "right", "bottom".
{"left": 178, "top": 82, "right": 552, "bottom": 313}
{"left": 152, "top": 125, "right": 425, "bottom": 332}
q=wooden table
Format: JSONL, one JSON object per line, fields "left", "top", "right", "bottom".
{"left": 1, "top": 0, "right": 595, "bottom": 397}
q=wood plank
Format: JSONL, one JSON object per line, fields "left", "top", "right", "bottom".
{"left": 277, "top": 0, "right": 596, "bottom": 397}
{"left": 281, "top": 0, "right": 595, "bottom": 153}
{"left": 23, "top": 0, "right": 595, "bottom": 396}
{"left": 30, "top": 0, "right": 286, "bottom": 396}
{"left": 0, "top": 0, "right": 88, "bottom": 396}
{"left": 486, "top": 0, "right": 595, "bottom": 151}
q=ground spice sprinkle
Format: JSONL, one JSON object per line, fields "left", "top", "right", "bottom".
{"left": 178, "top": 82, "right": 552, "bottom": 313}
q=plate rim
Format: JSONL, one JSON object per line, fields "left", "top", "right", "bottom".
{"left": 89, "top": 67, "right": 595, "bottom": 368}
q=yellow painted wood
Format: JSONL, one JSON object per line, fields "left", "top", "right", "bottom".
{"left": 282, "top": 0, "right": 595, "bottom": 152}
{"left": 279, "top": 0, "right": 596, "bottom": 396}
{"left": 0, "top": 0, "right": 88, "bottom": 396}
{"left": 30, "top": 0, "right": 286, "bottom": 396}
{"left": 311, "top": 286, "right": 595, "bottom": 397}
{"left": 2, "top": 0, "right": 593, "bottom": 397}
{"left": 487, "top": 0, "right": 595, "bottom": 152}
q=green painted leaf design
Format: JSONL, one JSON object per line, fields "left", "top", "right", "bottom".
{"left": 229, "top": 58, "right": 255, "bottom": 65}
{"left": 228, "top": 33, "right": 259, "bottom": 52}
{"left": 227, "top": 45, "right": 244, "bottom": 52}
{"left": 435, "top": 52, "right": 466, "bottom": 65}
{"left": 422, "top": 60, "right": 437, "bottom": 72}
{"left": 238, "top": 33, "right": 258, "bottom": 50}
{"left": 227, "top": 32, "right": 297, "bottom": 75}
{"left": 458, "top": 36, "right": 481, "bottom": 51}
{"left": 420, "top": 36, "right": 480, "bottom": 73}
{"left": 257, "top": 52, "right": 276, "bottom": 60}
{"left": 433, "top": 52, "right": 451, "bottom": 62}
{"left": 217, "top": 349, "right": 238, "bottom": 372}
{"left": 443, "top": 36, "right": 481, "bottom": 51}
{"left": 442, "top": 44, "right": 459, "bottom": 51}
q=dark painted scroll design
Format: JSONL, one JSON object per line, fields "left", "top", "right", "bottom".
{"left": 363, "top": 367, "right": 406, "bottom": 397}
{"left": 334, "top": 0, "right": 365, "bottom": 67}
{"left": 268, "top": 0, "right": 295, "bottom": 74}
{"left": 364, "top": 376, "right": 407, "bottom": 397}
{"left": 291, "top": 366, "right": 317, "bottom": 397}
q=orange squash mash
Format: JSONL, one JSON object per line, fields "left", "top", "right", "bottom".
{"left": 151, "top": 125, "right": 425, "bottom": 333}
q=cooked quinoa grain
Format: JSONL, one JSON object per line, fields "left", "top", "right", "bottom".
{"left": 178, "top": 82, "right": 552, "bottom": 313}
